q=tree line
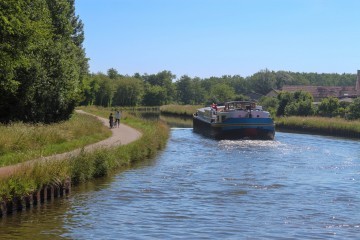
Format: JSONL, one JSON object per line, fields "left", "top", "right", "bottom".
{"left": 82, "top": 68, "right": 360, "bottom": 120}
{"left": 80, "top": 68, "right": 358, "bottom": 107}
{"left": 259, "top": 91, "right": 360, "bottom": 120}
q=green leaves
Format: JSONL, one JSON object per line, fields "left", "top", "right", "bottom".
{"left": 347, "top": 98, "right": 360, "bottom": 120}
{"left": 0, "top": 0, "right": 87, "bottom": 123}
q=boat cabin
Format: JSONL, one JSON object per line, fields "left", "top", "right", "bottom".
{"left": 221, "top": 101, "right": 261, "bottom": 112}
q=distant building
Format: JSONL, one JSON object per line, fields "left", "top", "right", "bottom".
{"left": 267, "top": 70, "right": 360, "bottom": 102}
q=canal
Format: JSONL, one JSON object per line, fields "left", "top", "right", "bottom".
{"left": 1, "top": 116, "right": 360, "bottom": 239}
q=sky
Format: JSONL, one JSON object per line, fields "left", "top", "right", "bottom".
{"left": 75, "top": 0, "right": 360, "bottom": 78}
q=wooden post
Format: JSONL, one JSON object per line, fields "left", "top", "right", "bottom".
{"left": 48, "top": 186, "right": 54, "bottom": 201}
{"left": 43, "top": 186, "right": 48, "bottom": 202}
{"left": 24, "top": 195, "right": 33, "bottom": 209}
{"left": 65, "top": 178, "right": 71, "bottom": 195}
{"left": 33, "top": 190, "right": 41, "bottom": 205}
{"left": 6, "top": 201, "right": 13, "bottom": 215}
{"left": 13, "top": 197, "right": 23, "bottom": 212}
{"left": 0, "top": 201, "right": 6, "bottom": 217}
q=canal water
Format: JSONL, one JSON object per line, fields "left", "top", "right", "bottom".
{"left": 1, "top": 118, "right": 360, "bottom": 239}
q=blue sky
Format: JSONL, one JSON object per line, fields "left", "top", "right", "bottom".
{"left": 75, "top": 0, "right": 360, "bottom": 78}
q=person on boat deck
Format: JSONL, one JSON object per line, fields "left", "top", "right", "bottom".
{"left": 211, "top": 103, "right": 218, "bottom": 111}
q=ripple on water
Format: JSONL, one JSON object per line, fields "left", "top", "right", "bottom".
{"left": 2, "top": 131, "right": 360, "bottom": 239}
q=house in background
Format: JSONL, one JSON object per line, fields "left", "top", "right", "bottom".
{"left": 267, "top": 70, "right": 360, "bottom": 102}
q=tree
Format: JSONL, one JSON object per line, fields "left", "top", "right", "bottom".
{"left": 248, "top": 69, "right": 276, "bottom": 95}
{"left": 142, "top": 84, "right": 167, "bottom": 106}
{"left": 0, "top": 0, "right": 87, "bottom": 123}
{"left": 143, "top": 70, "right": 176, "bottom": 105}
{"left": 210, "top": 83, "right": 236, "bottom": 103}
{"left": 276, "top": 91, "right": 315, "bottom": 116}
{"left": 347, "top": 98, "right": 360, "bottom": 120}
{"left": 192, "top": 77, "right": 206, "bottom": 105}
{"left": 107, "top": 68, "right": 119, "bottom": 79}
{"left": 285, "top": 99, "right": 314, "bottom": 116}
{"left": 283, "top": 91, "right": 315, "bottom": 116}
{"left": 259, "top": 96, "right": 279, "bottom": 117}
{"left": 113, "top": 77, "right": 144, "bottom": 106}
{"left": 93, "top": 74, "right": 113, "bottom": 107}
{"left": 80, "top": 75, "right": 100, "bottom": 105}
{"left": 317, "top": 97, "right": 340, "bottom": 117}
{"left": 276, "top": 92, "right": 293, "bottom": 116}
{"left": 175, "top": 75, "right": 194, "bottom": 104}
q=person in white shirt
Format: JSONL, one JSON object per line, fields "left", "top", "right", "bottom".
{"left": 115, "top": 110, "right": 121, "bottom": 128}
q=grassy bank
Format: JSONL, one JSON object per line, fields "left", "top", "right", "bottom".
{"left": 160, "top": 104, "right": 202, "bottom": 117}
{"left": 0, "top": 106, "right": 169, "bottom": 201}
{"left": 0, "top": 113, "right": 111, "bottom": 167}
{"left": 275, "top": 116, "right": 360, "bottom": 138}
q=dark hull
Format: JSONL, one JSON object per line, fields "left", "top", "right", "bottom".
{"left": 193, "top": 115, "right": 275, "bottom": 140}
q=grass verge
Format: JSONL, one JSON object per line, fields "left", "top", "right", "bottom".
{"left": 0, "top": 113, "right": 111, "bottom": 167}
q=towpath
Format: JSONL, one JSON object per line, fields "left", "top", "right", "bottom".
{"left": 0, "top": 110, "right": 142, "bottom": 178}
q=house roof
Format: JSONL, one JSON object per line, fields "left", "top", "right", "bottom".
{"left": 281, "top": 85, "right": 359, "bottom": 99}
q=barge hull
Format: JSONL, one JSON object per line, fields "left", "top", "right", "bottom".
{"left": 193, "top": 116, "right": 275, "bottom": 140}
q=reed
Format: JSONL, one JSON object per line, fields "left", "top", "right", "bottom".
{"left": 275, "top": 116, "right": 360, "bottom": 137}
{"left": 0, "top": 106, "right": 169, "bottom": 201}
{"left": 160, "top": 104, "right": 202, "bottom": 117}
{"left": 0, "top": 113, "right": 111, "bottom": 167}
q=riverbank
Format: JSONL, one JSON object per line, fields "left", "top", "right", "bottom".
{"left": 0, "top": 106, "right": 169, "bottom": 213}
{"left": 160, "top": 104, "right": 202, "bottom": 117}
{"left": 275, "top": 116, "right": 360, "bottom": 138}
{"left": 160, "top": 104, "right": 360, "bottom": 139}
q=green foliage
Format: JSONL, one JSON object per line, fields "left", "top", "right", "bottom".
{"left": 347, "top": 97, "right": 360, "bottom": 120}
{"left": 259, "top": 96, "right": 279, "bottom": 117}
{"left": 142, "top": 84, "right": 167, "bottom": 106}
{"left": 277, "top": 91, "right": 315, "bottom": 116}
{"left": 317, "top": 97, "right": 340, "bottom": 117}
{"left": 276, "top": 92, "right": 293, "bottom": 116}
{"left": 107, "top": 68, "right": 120, "bottom": 79}
{"left": 0, "top": 0, "right": 87, "bottom": 123}
{"left": 210, "top": 83, "right": 236, "bottom": 103}
{"left": 93, "top": 74, "right": 114, "bottom": 107}
{"left": 143, "top": 70, "right": 176, "bottom": 105}
{"left": 176, "top": 75, "right": 195, "bottom": 104}
{"left": 248, "top": 69, "right": 276, "bottom": 95}
{"left": 113, "top": 77, "right": 144, "bottom": 106}
{"left": 79, "top": 67, "right": 358, "bottom": 110}
{"left": 285, "top": 99, "right": 314, "bottom": 116}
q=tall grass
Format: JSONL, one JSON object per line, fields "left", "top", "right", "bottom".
{"left": 0, "top": 106, "right": 169, "bottom": 201}
{"left": 0, "top": 113, "right": 111, "bottom": 167}
{"left": 160, "top": 104, "right": 202, "bottom": 117}
{"left": 276, "top": 116, "right": 360, "bottom": 137}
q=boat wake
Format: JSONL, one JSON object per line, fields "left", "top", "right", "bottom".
{"left": 218, "top": 139, "right": 285, "bottom": 150}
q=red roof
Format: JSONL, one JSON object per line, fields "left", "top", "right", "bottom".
{"left": 281, "top": 85, "right": 359, "bottom": 99}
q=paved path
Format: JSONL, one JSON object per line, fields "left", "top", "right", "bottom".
{"left": 0, "top": 110, "right": 142, "bottom": 178}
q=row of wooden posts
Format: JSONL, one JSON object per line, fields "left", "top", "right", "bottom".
{"left": 0, "top": 179, "right": 71, "bottom": 217}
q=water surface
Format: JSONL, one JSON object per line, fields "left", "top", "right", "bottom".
{"left": 1, "top": 129, "right": 360, "bottom": 239}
